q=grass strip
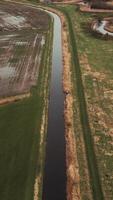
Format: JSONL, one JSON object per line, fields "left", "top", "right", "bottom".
{"left": 0, "top": 22, "right": 51, "bottom": 200}
{"left": 57, "top": 7, "right": 104, "bottom": 200}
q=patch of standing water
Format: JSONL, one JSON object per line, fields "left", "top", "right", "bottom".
{"left": 93, "top": 21, "right": 113, "bottom": 36}
{"left": 0, "top": 64, "right": 15, "bottom": 79}
{"left": 42, "top": 10, "right": 66, "bottom": 200}
{"left": 16, "top": 41, "right": 28, "bottom": 46}
{"left": 41, "top": 36, "right": 45, "bottom": 46}
{"left": 3, "top": 15, "right": 26, "bottom": 28}
{"left": 0, "top": 34, "right": 18, "bottom": 41}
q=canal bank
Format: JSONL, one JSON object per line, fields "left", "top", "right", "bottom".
{"left": 6, "top": 2, "right": 81, "bottom": 199}
{"left": 42, "top": 7, "right": 81, "bottom": 200}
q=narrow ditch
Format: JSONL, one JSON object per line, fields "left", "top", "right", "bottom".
{"left": 42, "top": 11, "right": 67, "bottom": 200}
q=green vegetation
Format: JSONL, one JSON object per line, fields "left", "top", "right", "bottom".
{"left": 0, "top": 91, "right": 42, "bottom": 200}
{"left": 54, "top": 5, "right": 104, "bottom": 200}
{"left": 36, "top": 20, "right": 53, "bottom": 200}
{"left": 57, "top": 5, "right": 113, "bottom": 200}
{"left": 72, "top": 7, "right": 113, "bottom": 199}
{"left": 0, "top": 19, "right": 52, "bottom": 200}
{"left": 59, "top": 6, "right": 104, "bottom": 200}
{"left": 14, "top": 45, "right": 26, "bottom": 56}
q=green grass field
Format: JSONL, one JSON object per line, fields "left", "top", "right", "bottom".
{"left": 0, "top": 93, "right": 42, "bottom": 200}
{"left": 0, "top": 18, "right": 52, "bottom": 200}
{"left": 72, "top": 7, "right": 113, "bottom": 199}
{"left": 57, "top": 5, "right": 113, "bottom": 200}
{"left": 51, "top": 4, "right": 113, "bottom": 200}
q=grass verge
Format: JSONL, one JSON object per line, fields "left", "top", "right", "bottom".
{"left": 53, "top": 5, "right": 104, "bottom": 200}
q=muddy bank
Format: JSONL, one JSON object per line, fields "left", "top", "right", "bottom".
{"left": 61, "top": 14, "right": 81, "bottom": 200}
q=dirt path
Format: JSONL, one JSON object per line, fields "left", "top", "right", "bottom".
{"left": 0, "top": 93, "right": 30, "bottom": 105}
{"left": 80, "top": 4, "right": 113, "bottom": 13}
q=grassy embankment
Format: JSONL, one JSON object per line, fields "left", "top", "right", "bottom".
{"left": 53, "top": 5, "right": 104, "bottom": 200}
{"left": 0, "top": 15, "right": 52, "bottom": 200}
{"left": 69, "top": 7, "right": 113, "bottom": 199}
{"left": 57, "top": 5, "right": 113, "bottom": 199}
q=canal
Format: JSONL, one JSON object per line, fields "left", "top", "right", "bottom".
{"left": 42, "top": 11, "right": 67, "bottom": 200}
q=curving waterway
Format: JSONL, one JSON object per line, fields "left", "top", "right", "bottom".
{"left": 42, "top": 11, "right": 66, "bottom": 200}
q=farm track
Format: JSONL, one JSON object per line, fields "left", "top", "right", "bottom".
{"left": 60, "top": 9, "right": 104, "bottom": 200}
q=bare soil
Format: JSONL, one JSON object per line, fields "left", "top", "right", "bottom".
{"left": 0, "top": 92, "right": 30, "bottom": 104}
{"left": 51, "top": 0, "right": 79, "bottom": 4}
{"left": 80, "top": 3, "right": 113, "bottom": 12}
{"left": 0, "top": 2, "right": 49, "bottom": 102}
{"left": 105, "top": 18, "right": 113, "bottom": 32}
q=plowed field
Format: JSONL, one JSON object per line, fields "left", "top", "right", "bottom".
{"left": 0, "top": 2, "right": 50, "bottom": 98}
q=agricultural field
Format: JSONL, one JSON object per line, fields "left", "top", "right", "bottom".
{"left": 0, "top": 2, "right": 49, "bottom": 98}
{"left": 72, "top": 9, "right": 113, "bottom": 199}
{"left": 58, "top": 5, "right": 113, "bottom": 200}
{"left": 0, "top": 1, "right": 52, "bottom": 200}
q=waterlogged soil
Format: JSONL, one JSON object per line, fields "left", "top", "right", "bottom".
{"left": 0, "top": 2, "right": 49, "bottom": 99}
{"left": 0, "top": 2, "right": 49, "bottom": 30}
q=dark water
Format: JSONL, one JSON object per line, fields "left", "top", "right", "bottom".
{"left": 42, "top": 12, "right": 66, "bottom": 200}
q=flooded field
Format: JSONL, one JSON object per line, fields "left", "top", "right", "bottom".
{"left": 0, "top": 2, "right": 49, "bottom": 98}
